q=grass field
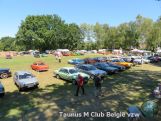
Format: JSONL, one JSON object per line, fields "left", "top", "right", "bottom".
{"left": 0, "top": 54, "right": 161, "bottom": 121}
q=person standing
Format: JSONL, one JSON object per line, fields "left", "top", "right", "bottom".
{"left": 75, "top": 74, "right": 85, "bottom": 96}
{"left": 93, "top": 75, "right": 103, "bottom": 97}
{"left": 58, "top": 55, "right": 61, "bottom": 63}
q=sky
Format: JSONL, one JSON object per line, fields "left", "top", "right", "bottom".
{"left": 0, "top": 0, "right": 161, "bottom": 38}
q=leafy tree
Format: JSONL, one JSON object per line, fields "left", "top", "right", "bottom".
{"left": 0, "top": 37, "right": 16, "bottom": 51}
{"left": 16, "top": 15, "right": 83, "bottom": 51}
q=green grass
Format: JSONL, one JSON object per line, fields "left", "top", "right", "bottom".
{"left": 0, "top": 54, "right": 161, "bottom": 121}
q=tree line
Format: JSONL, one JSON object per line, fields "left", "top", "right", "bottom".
{"left": 0, "top": 14, "right": 161, "bottom": 52}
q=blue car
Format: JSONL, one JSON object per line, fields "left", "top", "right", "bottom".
{"left": 75, "top": 64, "right": 107, "bottom": 76}
{"left": 93, "top": 62, "right": 119, "bottom": 74}
{"left": 106, "top": 62, "right": 126, "bottom": 71}
{"left": 68, "top": 58, "right": 85, "bottom": 65}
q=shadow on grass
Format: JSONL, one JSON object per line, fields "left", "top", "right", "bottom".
{"left": 0, "top": 69, "right": 161, "bottom": 121}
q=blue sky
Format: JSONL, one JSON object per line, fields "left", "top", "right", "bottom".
{"left": 0, "top": 0, "right": 161, "bottom": 38}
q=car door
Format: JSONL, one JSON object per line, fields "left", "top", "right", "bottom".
{"left": 14, "top": 73, "right": 19, "bottom": 86}
{"left": 62, "top": 69, "right": 69, "bottom": 80}
{"left": 58, "top": 69, "right": 68, "bottom": 80}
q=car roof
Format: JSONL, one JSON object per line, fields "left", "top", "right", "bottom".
{"left": 15, "top": 71, "right": 32, "bottom": 75}
{"left": 79, "top": 64, "right": 92, "bottom": 67}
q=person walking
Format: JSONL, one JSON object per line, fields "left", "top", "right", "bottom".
{"left": 93, "top": 74, "right": 103, "bottom": 97}
{"left": 75, "top": 74, "right": 85, "bottom": 96}
{"left": 58, "top": 55, "right": 61, "bottom": 63}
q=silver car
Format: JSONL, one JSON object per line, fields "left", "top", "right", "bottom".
{"left": 13, "top": 71, "right": 39, "bottom": 91}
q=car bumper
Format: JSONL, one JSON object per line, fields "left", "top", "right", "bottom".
{"left": 0, "top": 92, "right": 5, "bottom": 96}
{"left": 22, "top": 83, "right": 39, "bottom": 88}
{"left": 37, "top": 68, "right": 48, "bottom": 71}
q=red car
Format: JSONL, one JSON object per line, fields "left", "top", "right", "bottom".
{"left": 31, "top": 61, "right": 49, "bottom": 71}
{"left": 84, "top": 58, "right": 97, "bottom": 64}
{"left": 62, "top": 52, "right": 70, "bottom": 56}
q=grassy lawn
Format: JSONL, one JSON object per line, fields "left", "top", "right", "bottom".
{"left": 0, "top": 54, "right": 161, "bottom": 121}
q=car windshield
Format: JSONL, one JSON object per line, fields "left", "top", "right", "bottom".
{"left": 87, "top": 65, "right": 97, "bottom": 70}
{"left": 119, "top": 59, "right": 125, "bottom": 62}
{"left": 19, "top": 73, "right": 34, "bottom": 79}
{"left": 69, "top": 69, "right": 78, "bottom": 74}
{"left": 38, "top": 62, "right": 45, "bottom": 65}
{"left": 75, "top": 59, "right": 83, "bottom": 62}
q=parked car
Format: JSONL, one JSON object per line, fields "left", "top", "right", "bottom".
{"left": 93, "top": 62, "right": 119, "bottom": 74}
{"left": 13, "top": 71, "right": 39, "bottom": 91}
{"left": 40, "top": 53, "right": 48, "bottom": 57}
{"left": 54, "top": 67, "right": 90, "bottom": 84}
{"left": 75, "top": 64, "right": 107, "bottom": 77}
{"left": 84, "top": 58, "right": 97, "bottom": 64}
{"left": 0, "top": 68, "right": 12, "bottom": 79}
{"left": 62, "top": 52, "right": 70, "bottom": 56}
{"left": 148, "top": 56, "right": 159, "bottom": 63}
{"left": 0, "top": 82, "right": 5, "bottom": 96}
{"left": 6, "top": 54, "right": 12, "bottom": 59}
{"left": 133, "top": 57, "right": 150, "bottom": 64}
{"left": 111, "top": 59, "right": 133, "bottom": 68}
{"left": 93, "top": 57, "right": 107, "bottom": 62}
{"left": 106, "top": 62, "right": 126, "bottom": 71}
{"left": 31, "top": 61, "right": 49, "bottom": 71}
{"left": 33, "top": 51, "right": 40, "bottom": 58}
{"left": 122, "top": 57, "right": 132, "bottom": 62}
{"left": 68, "top": 58, "right": 85, "bottom": 65}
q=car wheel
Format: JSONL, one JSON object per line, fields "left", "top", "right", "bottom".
{"left": 19, "top": 87, "right": 23, "bottom": 91}
{"left": 0, "top": 73, "right": 8, "bottom": 79}
{"left": 56, "top": 74, "right": 60, "bottom": 79}
{"left": 35, "top": 85, "right": 39, "bottom": 88}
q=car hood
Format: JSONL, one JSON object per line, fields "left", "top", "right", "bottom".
{"left": 0, "top": 68, "right": 9, "bottom": 71}
{"left": 104, "top": 66, "right": 118, "bottom": 70}
{"left": 72, "top": 72, "right": 90, "bottom": 78}
{"left": 19, "top": 77, "right": 38, "bottom": 84}
{"left": 88, "top": 70, "right": 106, "bottom": 75}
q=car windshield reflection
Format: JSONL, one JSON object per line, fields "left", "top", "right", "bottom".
{"left": 19, "top": 74, "right": 34, "bottom": 79}
{"left": 69, "top": 69, "right": 78, "bottom": 74}
{"left": 87, "top": 66, "right": 97, "bottom": 70}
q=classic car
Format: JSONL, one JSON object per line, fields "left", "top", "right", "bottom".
{"left": 106, "top": 62, "right": 126, "bottom": 71}
{"left": 133, "top": 57, "right": 150, "bottom": 64}
{"left": 93, "top": 57, "right": 107, "bottom": 62}
{"left": 54, "top": 67, "right": 90, "bottom": 84}
{"left": 0, "top": 82, "right": 5, "bottom": 96}
{"left": 75, "top": 64, "right": 107, "bottom": 76}
{"left": 148, "top": 56, "right": 159, "bottom": 63}
{"left": 13, "top": 71, "right": 39, "bottom": 91}
{"left": 93, "top": 62, "right": 118, "bottom": 74}
{"left": 62, "top": 52, "right": 70, "bottom": 56}
{"left": 68, "top": 58, "right": 85, "bottom": 65}
{"left": 0, "top": 68, "right": 12, "bottom": 79}
{"left": 40, "top": 53, "right": 48, "bottom": 57}
{"left": 33, "top": 51, "right": 40, "bottom": 58}
{"left": 31, "top": 61, "right": 49, "bottom": 71}
{"left": 6, "top": 54, "right": 12, "bottom": 59}
{"left": 84, "top": 58, "right": 97, "bottom": 64}
{"left": 111, "top": 59, "right": 133, "bottom": 68}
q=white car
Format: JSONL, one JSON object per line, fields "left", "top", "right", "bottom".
{"left": 13, "top": 71, "right": 39, "bottom": 91}
{"left": 133, "top": 57, "right": 150, "bottom": 64}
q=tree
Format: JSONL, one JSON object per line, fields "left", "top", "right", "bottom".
{"left": 16, "top": 15, "right": 83, "bottom": 51}
{"left": 0, "top": 37, "right": 16, "bottom": 51}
